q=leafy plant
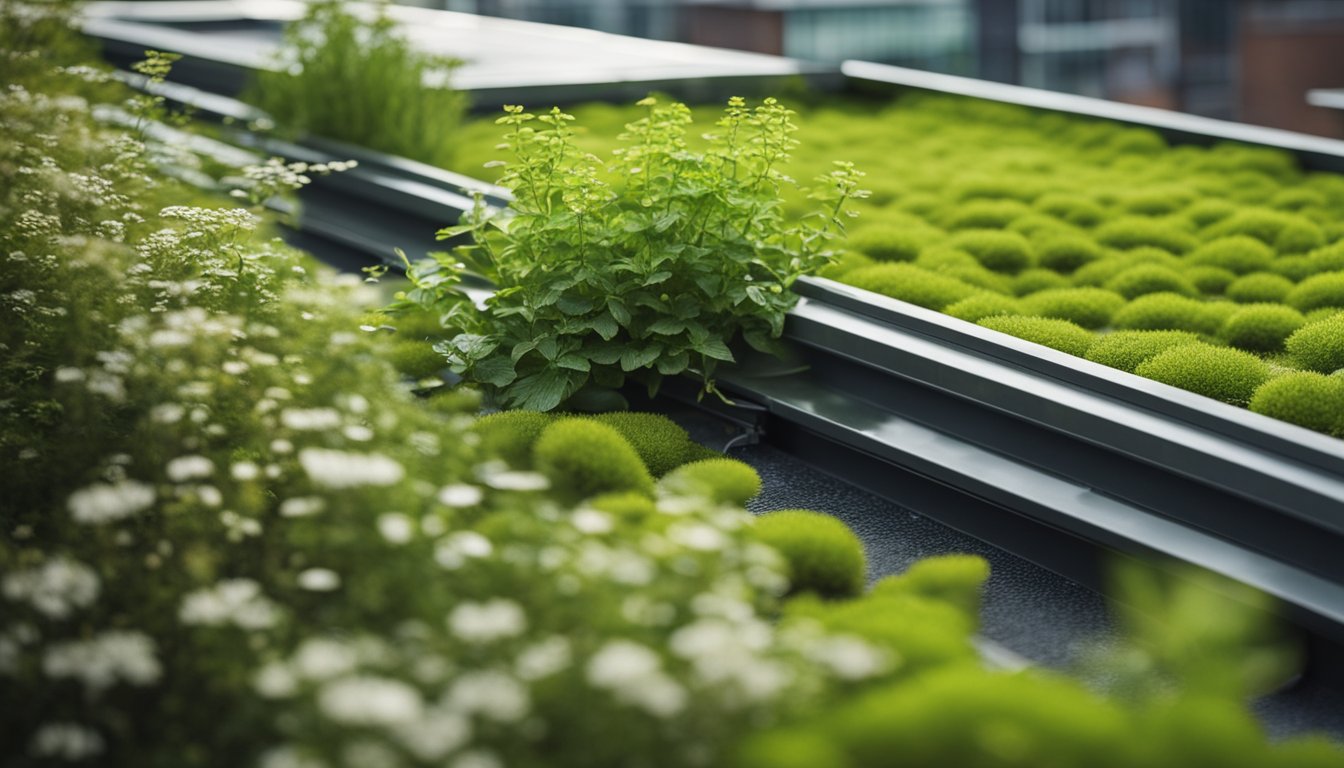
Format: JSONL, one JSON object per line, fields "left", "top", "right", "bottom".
{"left": 248, "top": 0, "right": 465, "bottom": 166}
{"left": 400, "top": 97, "right": 865, "bottom": 410}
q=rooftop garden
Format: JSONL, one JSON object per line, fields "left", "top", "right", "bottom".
{"left": 4, "top": 2, "right": 1344, "bottom": 766}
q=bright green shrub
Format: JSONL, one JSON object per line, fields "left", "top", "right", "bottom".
{"left": 472, "top": 409, "right": 555, "bottom": 468}
{"left": 1105, "top": 264, "right": 1198, "bottom": 299}
{"left": 1186, "top": 236, "right": 1275, "bottom": 274}
{"left": 943, "top": 199, "right": 1030, "bottom": 230}
{"left": 1096, "top": 217, "right": 1197, "bottom": 254}
{"left": 1012, "top": 268, "right": 1071, "bottom": 296}
{"left": 659, "top": 457, "right": 762, "bottom": 505}
{"left": 977, "top": 315, "right": 1095, "bottom": 356}
{"left": 1112, "top": 293, "right": 1229, "bottom": 335}
{"left": 1135, "top": 344, "right": 1271, "bottom": 406}
{"left": 949, "top": 230, "right": 1034, "bottom": 274}
{"left": 1219, "top": 304, "right": 1305, "bottom": 353}
{"left": 755, "top": 510, "right": 866, "bottom": 598}
{"left": 944, "top": 293, "right": 1021, "bottom": 323}
{"left": 1249, "top": 373, "right": 1344, "bottom": 435}
{"left": 952, "top": 176, "right": 1039, "bottom": 203}
{"left": 817, "top": 250, "right": 875, "bottom": 280}
{"left": 845, "top": 225, "right": 928, "bottom": 262}
{"left": 1204, "top": 210, "right": 1324, "bottom": 254}
{"left": 733, "top": 731, "right": 852, "bottom": 768}
{"left": 1072, "top": 248, "right": 1180, "bottom": 287}
{"left": 1226, "top": 272, "right": 1294, "bottom": 304}
{"left": 1286, "top": 272, "right": 1344, "bottom": 312}
{"left": 533, "top": 419, "right": 655, "bottom": 503}
{"left": 591, "top": 412, "right": 697, "bottom": 477}
{"left": 1306, "top": 307, "right": 1344, "bottom": 323}
{"left": 1285, "top": 314, "right": 1344, "bottom": 373}
{"left": 872, "top": 554, "right": 990, "bottom": 622}
{"left": 844, "top": 263, "right": 981, "bottom": 310}
{"left": 387, "top": 339, "right": 446, "bottom": 379}
{"left": 1184, "top": 266, "right": 1237, "bottom": 295}
{"left": 1019, "top": 287, "right": 1126, "bottom": 329}
{"left": 1084, "top": 330, "right": 1203, "bottom": 373}
{"left": 1033, "top": 193, "right": 1106, "bottom": 227}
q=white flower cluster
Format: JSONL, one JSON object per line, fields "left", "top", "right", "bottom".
{"left": 179, "top": 579, "right": 282, "bottom": 630}
{"left": 2, "top": 557, "right": 100, "bottom": 619}
{"left": 298, "top": 448, "right": 405, "bottom": 489}
{"left": 66, "top": 480, "right": 155, "bottom": 525}
{"left": 586, "top": 640, "right": 687, "bottom": 717}
{"left": 42, "top": 631, "right": 161, "bottom": 693}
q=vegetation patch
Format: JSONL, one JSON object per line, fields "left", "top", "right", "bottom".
{"left": 1135, "top": 344, "right": 1271, "bottom": 405}
{"left": 1219, "top": 305, "right": 1306, "bottom": 353}
{"left": 1084, "top": 330, "right": 1203, "bottom": 373}
{"left": 1285, "top": 314, "right": 1344, "bottom": 373}
{"left": 1019, "top": 287, "right": 1126, "bottom": 329}
{"left": 977, "top": 315, "right": 1095, "bottom": 357}
{"left": 1249, "top": 373, "right": 1344, "bottom": 436}
{"left": 533, "top": 419, "right": 656, "bottom": 503}
{"left": 754, "top": 511, "right": 867, "bottom": 598}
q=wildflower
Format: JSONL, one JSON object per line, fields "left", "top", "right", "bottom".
{"left": 29, "top": 723, "right": 105, "bottom": 760}
{"left": 434, "top": 532, "right": 492, "bottom": 570}
{"left": 279, "top": 497, "right": 325, "bottom": 518}
{"left": 376, "top": 513, "right": 414, "bottom": 544}
{"left": 318, "top": 676, "right": 423, "bottom": 727}
{"left": 586, "top": 640, "right": 687, "bottom": 716}
{"left": 2, "top": 557, "right": 100, "bottom": 619}
{"left": 393, "top": 707, "right": 472, "bottom": 761}
{"left": 447, "top": 670, "right": 530, "bottom": 722}
{"left": 292, "top": 638, "right": 358, "bottom": 680}
{"left": 297, "top": 569, "right": 341, "bottom": 591}
{"left": 515, "top": 636, "right": 572, "bottom": 681}
{"left": 449, "top": 599, "right": 526, "bottom": 644}
{"left": 179, "top": 579, "right": 281, "bottom": 630}
{"left": 67, "top": 480, "right": 155, "bottom": 525}
{"left": 298, "top": 448, "right": 404, "bottom": 488}
{"left": 280, "top": 408, "right": 341, "bottom": 431}
{"left": 165, "top": 455, "right": 213, "bottom": 482}
{"left": 42, "top": 631, "right": 161, "bottom": 693}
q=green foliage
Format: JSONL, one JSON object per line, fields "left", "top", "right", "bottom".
{"left": 1034, "top": 233, "right": 1104, "bottom": 273}
{"left": 533, "top": 419, "right": 655, "bottom": 502}
{"left": 846, "top": 263, "right": 981, "bottom": 310}
{"left": 659, "top": 457, "right": 762, "bottom": 506}
{"left": 1084, "top": 330, "right": 1203, "bottom": 373}
{"left": 589, "top": 411, "right": 698, "bottom": 477}
{"left": 1227, "top": 272, "right": 1294, "bottom": 304}
{"left": 1184, "top": 265, "right": 1237, "bottom": 295}
{"left": 1096, "top": 217, "right": 1197, "bottom": 255}
{"left": 1185, "top": 236, "right": 1274, "bottom": 274}
{"left": 1011, "top": 268, "right": 1070, "bottom": 296}
{"left": 845, "top": 225, "right": 927, "bottom": 262}
{"left": 1105, "top": 264, "right": 1198, "bottom": 299}
{"left": 1204, "top": 210, "right": 1324, "bottom": 254}
{"left": 1112, "top": 293, "right": 1231, "bottom": 335}
{"left": 785, "top": 590, "right": 976, "bottom": 672}
{"left": 872, "top": 554, "right": 990, "bottom": 623}
{"left": 755, "top": 510, "right": 866, "bottom": 599}
{"left": 816, "top": 250, "right": 875, "bottom": 280}
{"left": 949, "top": 230, "right": 1034, "bottom": 273}
{"left": 1285, "top": 272, "right": 1344, "bottom": 313}
{"left": 1219, "top": 304, "right": 1305, "bottom": 353}
{"left": 944, "top": 293, "right": 1021, "bottom": 323}
{"left": 386, "top": 339, "right": 446, "bottom": 379}
{"left": 471, "top": 409, "right": 554, "bottom": 468}
{"left": 410, "top": 97, "right": 865, "bottom": 410}
{"left": 1019, "top": 287, "right": 1125, "bottom": 329}
{"left": 1135, "top": 344, "right": 1271, "bottom": 406}
{"left": 1249, "top": 373, "right": 1344, "bottom": 436}
{"left": 1033, "top": 193, "right": 1106, "bottom": 227}
{"left": 1285, "top": 313, "right": 1344, "bottom": 373}
{"left": 1072, "top": 248, "right": 1180, "bottom": 287}
{"left": 977, "top": 315, "right": 1095, "bottom": 356}
{"left": 944, "top": 199, "right": 1030, "bottom": 230}
{"left": 249, "top": 0, "right": 466, "bottom": 166}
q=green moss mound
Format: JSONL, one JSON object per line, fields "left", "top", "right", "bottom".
{"left": 1204, "top": 210, "right": 1324, "bottom": 254}
{"left": 1105, "top": 264, "right": 1198, "bottom": 299}
{"left": 1184, "top": 266, "right": 1237, "bottom": 296}
{"left": 943, "top": 199, "right": 1030, "bottom": 230}
{"left": 784, "top": 591, "right": 974, "bottom": 673}
{"left": 1285, "top": 314, "right": 1344, "bottom": 373}
{"left": 1035, "top": 233, "right": 1105, "bottom": 273}
{"left": 533, "top": 419, "right": 654, "bottom": 503}
{"left": 977, "top": 315, "right": 1095, "bottom": 356}
{"left": 387, "top": 340, "right": 446, "bottom": 379}
{"left": 587, "top": 491, "right": 658, "bottom": 521}
{"left": 472, "top": 410, "right": 554, "bottom": 468}
{"left": 1219, "top": 304, "right": 1306, "bottom": 353}
{"left": 872, "top": 554, "right": 990, "bottom": 622}
{"left": 1033, "top": 193, "right": 1106, "bottom": 228}
{"left": 1072, "top": 248, "right": 1180, "bottom": 287}
{"left": 817, "top": 250, "right": 876, "bottom": 280}
{"left": 944, "top": 293, "right": 1021, "bottom": 323}
{"left": 1183, "top": 199, "right": 1238, "bottom": 228}
{"left": 1286, "top": 272, "right": 1344, "bottom": 313}
{"left": 845, "top": 263, "right": 981, "bottom": 310}
{"left": 733, "top": 731, "right": 852, "bottom": 768}
{"left": 1112, "top": 293, "right": 1230, "bottom": 335}
{"left": 1186, "top": 236, "right": 1275, "bottom": 275}
{"left": 588, "top": 412, "right": 698, "bottom": 477}
{"left": 948, "top": 230, "right": 1034, "bottom": 274}
{"left": 755, "top": 510, "right": 866, "bottom": 599}
{"left": 1135, "top": 344, "right": 1271, "bottom": 406}
{"left": 1249, "top": 373, "right": 1344, "bottom": 436}
{"left": 1011, "top": 268, "right": 1071, "bottom": 296}
{"left": 1271, "top": 255, "right": 1317, "bottom": 282}
{"left": 1084, "top": 330, "right": 1203, "bottom": 373}
{"left": 1096, "top": 217, "right": 1197, "bottom": 255}
{"left": 659, "top": 457, "right": 762, "bottom": 506}
{"left": 1019, "top": 287, "right": 1126, "bottom": 329}
{"left": 1302, "top": 243, "right": 1344, "bottom": 277}
{"left": 1227, "top": 272, "right": 1294, "bottom": 304}
{"left": 845, "top": 225, "right": 929, "bottom": 262}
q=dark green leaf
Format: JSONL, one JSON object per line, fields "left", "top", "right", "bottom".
{"left": 591, "top": 313, "right": 619, "bottom": 341}
{"left": 474, "top": 356, "right": 518, "bottom": 387}
{"left": 692, "top": 336, "right": 735, "bottom": 362}
{"left": 508, "top": 368, "right": 572, "bottom": 412}
{"left": 619, "top": 344, "right": 663, "bottom": 372}
{"left": 556, "top": 353, "right": 591, "bottom": 372}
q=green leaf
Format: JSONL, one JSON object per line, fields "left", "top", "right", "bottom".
{"left": 556, "top": 294, "right": 594, "bottom": 315}
{"left": 619, "top": 344, "right": 663, "bottom": 372}
{"left": 692, "top": 336, "right": 735, "bottom": 362}
{"left": 508, "top": 368, "right": 572, "bottom": 412}
{"left": 474, "top": 356, "right": 518, "bottom": 387}
{"left": 643, "top": 270, "right": 673, "bottom": 286}
{"left": 656, "top": 350, "right": 690, "bottom": 375}
{"left": 607, "top": 298, "right": 631, "bottom": 325}
{"left": 556, "top": 353, "right": 591, "bottom": 372}
{"left": 585, "top": 341, "right": 623, "bottom": 365}
{"left": 590, "top": 313, "right": 619, "bottom": 341}
{"left": 448, "top": 333, "right": 497, "bottom": 361}
{"left": 646, "top": 318, "right": 685, "bottom": 335}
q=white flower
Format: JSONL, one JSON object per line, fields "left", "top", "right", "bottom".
{"left": 437, "top": 484, "right": 483, "bottom": 508}
{"left": 667, "top": 522, "right": 726, "bottom": 551}
{"left": 165, "top": 455, "right": 213, "bottom": 482}
{"left": 42, "top": 631, "right": 161, "bottom": 693}
{"left": 482, "top": 470, "right": 549, "bottom": 492}
{"left": 67, "top": 480, "right": 155, "bottom": 525}
{"left": 292, "top": 638, "right": 357, "bottom": 680}
{"left": 377, "top": 513, "right": 415, "bottom": 544}
{"left": 258, "top": 746, "right": 326, "bottom": 768}
{"left": 231, "top": 461, "right": 261, "bottom": 481}
{"left": 453, "top": 751, "right": 503, "bottom": 768}
{"left": 54, "top": 366, "right": 85, "bottom": 383}
{"left": 150, "top": 403, "right": 185, "bottom": 423}
{"left": 434, "top": 532, "right": 493, "bottom": 570}
{"left": 318, "top": 676, "right": 423, "bottom": 727}
{"left": 807, "top": 635, "right": 892, "bottom": 681}
{"left": 29, "top": 723, "right": 105, "bottom": 760}
{"left": 449, "top": 599, "right": 526, "bottom": 644}
{"left": 515, "top": 636, "right": 572, "bottom": 681}
{"left": 279, "top": 496, "right": 325, "bottom": 518}
{"left": 446, "top": 670, "right": 530, "bottom": 723}
{"left": 2, "top": 557, "right": 100, "bottom": 619}
{"left": 299, "top": 448, "right": 404, "bottom": 489}
{"left": 222, "top": 360, "right": 249, "bottom": 376}
{"left": 572, "top": 508, "right": 614, "bottom": 534}
{"left": 393, "top": 707, "right": 471, "bottom": 761}
{"left": 342, "top": 424, "right": 373, "bottom": 442}
{"left": 297, "top": 568, "right": 340, "bottom": 592}
{"left": 586, "top": 640, "right": 686, "bottom": 717}
{"left": 253, "top": 662, "right": 299, "bottom": 698}
{"left": 179, "top": 579, "right": 281, "bottom": 630}
{"left": 281, "top": 408, "right": 342, "bottom": 431}
{"left": 270, "top": 438, "right": 294, "bottom": 455}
